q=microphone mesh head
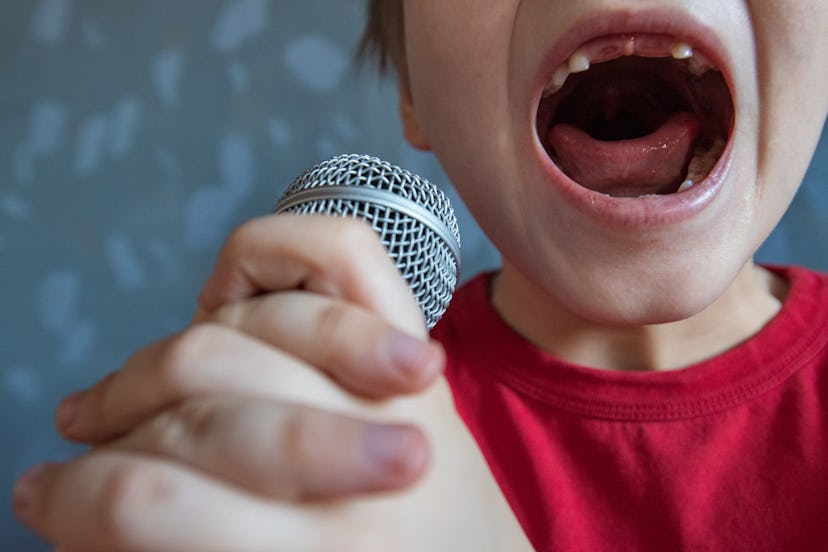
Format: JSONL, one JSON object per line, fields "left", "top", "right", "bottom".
{"left": 274, "top": 154, "right": 461, "bottom": 329}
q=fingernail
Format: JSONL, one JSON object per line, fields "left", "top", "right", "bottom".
{"left": 387, "top": 331, "right": 441, "bottom": 381}
{"left": 13, "top": 463, "right": 52, "bottom": 526}
{"left": 362, "top": 424, "right": 428, "bottom": 481}
{"left": 56, "top": 389, "right": 86, "bottom": 433}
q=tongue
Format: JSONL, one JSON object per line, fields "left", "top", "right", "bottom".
{"left": 547, "top": 111, "right": 702, "bottom": 196}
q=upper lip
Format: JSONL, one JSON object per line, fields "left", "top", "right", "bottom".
{"left": 532, "top": 7, "right": 736, "bottom": 117}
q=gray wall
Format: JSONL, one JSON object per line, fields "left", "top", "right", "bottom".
{"left": 1, "top": 1, "right": 825, "bottom": 548}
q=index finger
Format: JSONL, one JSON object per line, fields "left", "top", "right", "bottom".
{"left": 196, "top": 215, "right": 426, "bottom": 338}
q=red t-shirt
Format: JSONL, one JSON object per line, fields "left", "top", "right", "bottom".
{"left": 433, "top": 266, "right": 828, "bottom": 551}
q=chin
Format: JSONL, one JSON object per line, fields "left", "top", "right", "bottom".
{"left": 563, "top": 284, "right": 725, "bottom": 327}
{"left": 540, "top": 252, "right": 747, "bottom": 327}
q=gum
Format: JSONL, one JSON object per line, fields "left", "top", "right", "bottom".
{"left": 543, "top": 32, "right": 718, "bottom": 94}
{"left": 577, "top": 33, "right": 685, "bottom": 63}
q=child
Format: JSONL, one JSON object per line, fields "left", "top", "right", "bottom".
{"left": 14, "top": 1, "right": 828, "bottom": 550}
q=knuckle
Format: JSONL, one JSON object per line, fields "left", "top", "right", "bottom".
{"left": 281, "top": 406, "right": 311, "bottom": 462}
{"left": 278, "top": 407, "right": 322, "bottom": 499}
{"left": 334, "top": 220, "right": 388, "bottom": 272}
{"left": 91, "top": 370, "right": 119, "bottom": 408}
{"left": 336, "top": 218, "right": 380, "bottom": 252}
{"left": 223, "top": 218, "right": 260, "bottom": 257}
{"left": 142, "top": 399, "right": 217, "bottom": 454}
{"left": 324, "top": 512, "right": 396, "bottom": 552}
{"left": 315, "top": 302, "right": 354, "bottom": 348}
{"left": 314, "top": 302, "right": 380, "bottom": 379}
{"left": 97, "top": 463, "right": 174, "bottom": 542}
{"left": 171, "top": 400, "right": 221, "bottom": 446}
{"left": 323, "top": 221, "right": 376, "bottom": 272}
{"left": 155, "top": 323, "right": 226, "bottom": 390}
{"left": 142, "top": 411, "right": 183, "bottom": 453}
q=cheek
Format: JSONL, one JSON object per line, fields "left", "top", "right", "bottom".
{"left": 404, "top": 14, "right": 527, "bottom": 236}
{"left": 751, "top": 1, "right": 828, "bottom": 201}
{"left": 403, "top": 3, "right": 517, "bottom": 148}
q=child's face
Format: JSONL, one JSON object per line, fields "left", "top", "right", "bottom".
{"left": 399, "top": 1, "right": 828, "bottom": 324}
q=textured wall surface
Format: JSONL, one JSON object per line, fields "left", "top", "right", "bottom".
{"left": 1, "top": 1, "right": 826, "bottom": 548}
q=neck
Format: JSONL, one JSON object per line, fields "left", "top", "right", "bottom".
{"left": 491, "top": 261, "right": 789, "bottom": 372}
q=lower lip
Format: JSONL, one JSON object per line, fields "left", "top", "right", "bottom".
{"left": 533, "top": 135, "right": 733, "bottom": 228}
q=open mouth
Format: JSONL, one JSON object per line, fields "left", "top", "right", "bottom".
{"left": 536, "top": 33, "right": 734, "bottom": 199}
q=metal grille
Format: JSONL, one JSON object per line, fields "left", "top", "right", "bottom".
{"left": 274, "top": 154, "right": 461, "bottom": 329}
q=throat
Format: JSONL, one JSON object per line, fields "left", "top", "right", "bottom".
{"left": 491, "top": 263, "right": 787, "bottom": 372}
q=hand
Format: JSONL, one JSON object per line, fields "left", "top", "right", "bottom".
{"left": 14, "top": 215, "right": 531, "bottom": 551}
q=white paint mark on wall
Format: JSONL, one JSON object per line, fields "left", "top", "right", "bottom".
{"left": 184, "top": 135, "right": 253, "bottom": 249}
{"left": 3, "top": 366, "right": 40, "bottom": 405}
{"left": 109, "top": 97, "right": 143, "bottom": 159}
{"left": 213, "top": 0, "right": 269, "bottom": 53}
{"left": 267, "top": 117, "right": 292, "bottom": 148}
{"left": 105, "top": 233, "right": 144, "bottom": 290}
{"left": 57, "top": 319, "right": 97, "bottom": 366}
{"left": 146, "top": 238, "right": 181, "bottom": 280}
{"left": 185, "top": 186, "right": 241, "bottom": 249}
{"left": 29, "top": 101, "right": 67, "bottom": 156}
{"left": 31, "top": 0, "right": 73, "bottom": 45}
{"left": 74, "top": 113, "right": 108, "bottom": 175}
{"left": 155, "top": 147, "right": 182, "bottom": 188}
{"left": 283, "top": 34, "right": 347, "bottom": 94}
{"left": 12, "top": 149, "right": 34, "bottom": 187}
{"left": 73, "top": 99, "right": 143, "bottom": 174}
{"left": 227, "top": 61, "right": 250, "bottom": 94}
{"left": 220, "top": 133, "right": 254, "bottom": 197}
{"left": 315, "top": 135, "right": 338, "bottom": 159}
{"left": 13, "top": 100, "right": 67, "bottom": 185}
{"left": 37, "top": 270, "right": 80, "bottom": 333}
{"left": 152, "top": 50, "right": 184, "bottom": 108}
{"left": 0, "top": 194, "right": 32, "bottom": 221}
{"left": 80, "top": 17, "right": 105, "bottom": 48}
{"left": 332, "top": 114, "right": 360, "bottom": 142}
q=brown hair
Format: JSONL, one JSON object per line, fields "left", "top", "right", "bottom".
{"left": 357, "top": 0, "right": 405, "bottom": 76}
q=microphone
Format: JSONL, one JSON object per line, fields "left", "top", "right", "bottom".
{"left": 273, "top": 154, "right": 461, "bottom": 329}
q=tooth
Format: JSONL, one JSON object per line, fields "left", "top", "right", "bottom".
{"left": 568, "top": 50, "right": 590, "bottom": 73}
{"left": 677, "top": 179, "right": 695, "bottom": 192}
{"left": 688, "top": 52, "right": 718, "bottom": 76}
{"left": 623, "top": 36, "right": 636, "bottom": 56}
{"left": 684, "top": 138, "right": 727, "bottom": 183}
{"left": 544, "top": 65, "right": 571, "bottom": 97}
{"left": 552, "top": 65, "right": 570, "bottom": 88}
{"left": 672, "top": 42, "right": 694, "bottom": 60}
